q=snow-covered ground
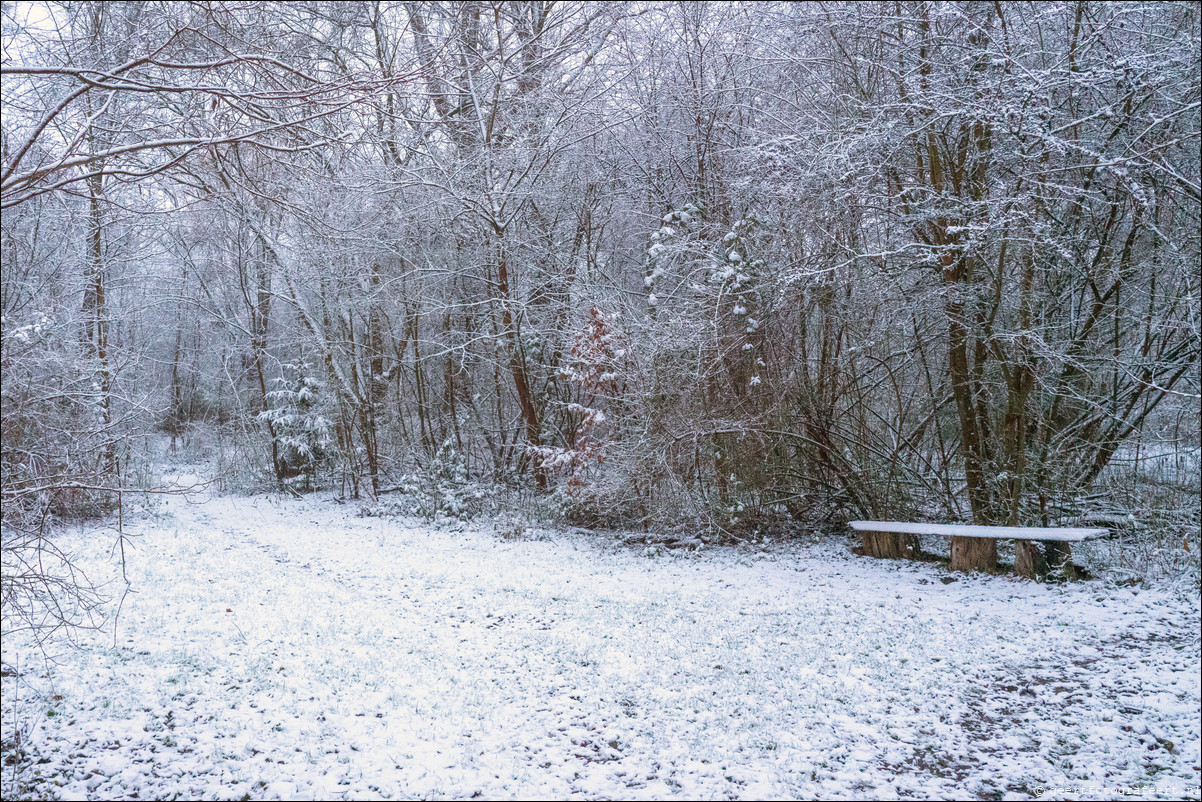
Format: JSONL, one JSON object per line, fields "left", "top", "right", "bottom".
{"left": 3, "top": 484, "right": 1199, "bottom": 801}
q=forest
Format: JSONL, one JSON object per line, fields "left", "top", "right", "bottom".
{"left": 3, "top": 0, "right": 1201, "bottom": 621}
{"left": 2, "top": 3, "right": 1201, "bottom": 800}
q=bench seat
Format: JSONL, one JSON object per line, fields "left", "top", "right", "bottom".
{"left": 848, "top": 521, "right": 1108, "bottom": 542}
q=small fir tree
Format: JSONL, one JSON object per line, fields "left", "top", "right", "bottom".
{"left": 258, "top": 363, "right": 333, "bottom": 490}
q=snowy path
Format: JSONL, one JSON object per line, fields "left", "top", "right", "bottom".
{"left": 3, "top": 491, "right": 1199, "bottom": 801}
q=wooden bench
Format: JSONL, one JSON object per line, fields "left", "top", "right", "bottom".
{"left": 849, "top": 520, "right": 1108, "bottom": 578}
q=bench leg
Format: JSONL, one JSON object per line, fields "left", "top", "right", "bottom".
{"left": 1045, "top": 540, "right": 1077, "bottom": 579}
{"left": 1014, "top": 540, "right": 1045, "bottom": 579}
{"left": 950, "top": 536, "right": 997, "bottom": 573}
{"left": 1014, "top": 540, "right": 1077, "bottom": 580}
{"left": 859, "top": 531, "right": 919, "bottom": 560}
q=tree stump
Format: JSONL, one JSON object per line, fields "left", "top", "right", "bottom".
{"left": 950, "top": 535, "right": 997, "bottom": 572}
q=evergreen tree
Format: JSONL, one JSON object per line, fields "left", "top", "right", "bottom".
{"left": 258, "top": 363, "right": 333, "bottom": 490}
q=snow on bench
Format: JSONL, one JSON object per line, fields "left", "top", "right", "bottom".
{"left": 848, "top": 520, "right": 1108, "bottom": 577}
{"left": 848, "top": 521, "right": 1108, "bottom": 542}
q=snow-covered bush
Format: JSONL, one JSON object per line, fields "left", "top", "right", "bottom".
{"left": 360, "top": 441, "right": 494, "bottom": 524}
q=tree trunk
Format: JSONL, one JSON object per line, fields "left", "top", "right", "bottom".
{"left": 249, "top": 270, "right": 281, "bottom": 487}
{"left": 169, "top": 324, "right": 183, "bottom": 455}
{"left": 84, "top": 172, "right": 116, "bottom": 475}
{"left": 363, "top": 263, "right": 387, "bottom": 497}
{"left": 493, "top": 234, "right": 546, "bottom": 489}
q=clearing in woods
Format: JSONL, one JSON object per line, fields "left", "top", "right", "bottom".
{"left": 2, "top": 484, "right": 1199, "bottom": 800}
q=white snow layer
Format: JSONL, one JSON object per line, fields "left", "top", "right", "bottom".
{"left": 849, "top": 521, "right": 1109, "bottom": 542}
{"left": 2, "top": 489, "right": 1199, "bottom": 801}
